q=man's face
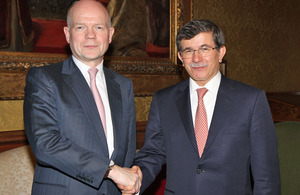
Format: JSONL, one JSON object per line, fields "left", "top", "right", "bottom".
{"left": 64, "top": 1, "right": 114, "bottom": 67}
{"left": 178, "top": 32, "right": 226, "bottom": 86}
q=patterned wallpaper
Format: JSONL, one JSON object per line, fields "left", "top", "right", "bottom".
{"left": 0, "top": 98, "right": 153, "bottom": 132}
{"left": 193, "top": 0, "right": 300, "bottom": 92}
{"left": 0, "top": 101, "right": 24, "bottom": 131}
{"left": 135, "top": 97, "right": 152, "bottom": 121}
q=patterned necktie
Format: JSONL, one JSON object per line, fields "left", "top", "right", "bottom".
{"left": 195, "top": 88, "right": 208, "bottom": 157}
{"left": 88, "top": 68, "right": 107, "bottom": 137}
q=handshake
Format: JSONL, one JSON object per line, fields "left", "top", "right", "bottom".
{"left": 106, "top": 164, "right": 143, "bottom": 194}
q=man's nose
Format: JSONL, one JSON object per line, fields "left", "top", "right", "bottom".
{"left": 192, "top": 51, "right": 203, "bottom": 62}
{"left": 85, "top": 29, "right": 96, "bottom": 39}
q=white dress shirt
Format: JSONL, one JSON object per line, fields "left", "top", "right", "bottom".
{"left": 190, "top": 71, "right": 221, "bottom": 129}
{"left": 73, "top": 56, "right": 114, "bottom": 158}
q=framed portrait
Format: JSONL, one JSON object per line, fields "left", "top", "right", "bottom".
{"left": 0, "top": 0, "right": 193, "bottom": 99}
{"left": 103, "top": 0, "right": 193, "bottom": 74}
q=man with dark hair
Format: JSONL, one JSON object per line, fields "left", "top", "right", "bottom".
{"left": 134, "top": 19, "right": 281, "bottom": 194}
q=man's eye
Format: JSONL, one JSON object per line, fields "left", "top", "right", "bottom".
{"left": 96, "top": 26, "right": 103, "bottom": 30}
{"left": 185, "top": 50, "right": 193, "bottom": 54}
{"left": 76, "top": 26, "right": 83, "bottom": 30}
{"left": 201, "top": 47, "right": 209, "bottom": 51}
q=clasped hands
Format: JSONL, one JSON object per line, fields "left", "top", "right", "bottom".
{"left": 107, "top": 165, "right": 142, "bottom": 194}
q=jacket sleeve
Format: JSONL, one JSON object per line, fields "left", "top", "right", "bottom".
{"left": 250, "top": 90, "right": 281, "bottom": 194}
{"left": 23, "top": 67, "right": 109, "bottom": 188}
{"left": 134, "top": 93, "right": 166, "bottom": 193}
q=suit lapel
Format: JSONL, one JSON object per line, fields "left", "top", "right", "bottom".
{"left": 103, "top": 68, "right": 122, "bottom": 159}
{"left": 176, "top": 80, "right": 199, "bottom": 155}
{"left": 62, "top": 58, "right": 109, "bottom": 155}
{"left": 202, "top": 75, "right": 233, "bottom": 156}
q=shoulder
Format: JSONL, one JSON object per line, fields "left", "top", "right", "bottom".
{"left": 26, "top": 61, "right": 64, "bottom": 82}
{"left": 220, "top": 76, "right": 266, "bottom": 102}
{"left": 153, "top": 79, "right": 189, "bottom": 100}
{"left": 27, "top": 60, "right": 64, "bottom": 75}
{"left": 221, "top": 76, "right": 262, "bottom": 93}
{"left": 103, "top": 67, "right": 133, "bottom": 85}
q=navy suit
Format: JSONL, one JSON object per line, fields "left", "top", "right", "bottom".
{"left": 24, "top": 57, "right": 136, "bottom": 195}
{"left": 135, "top": 74, "right": 280, "bottom": 194}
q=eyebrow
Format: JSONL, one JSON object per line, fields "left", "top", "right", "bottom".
{"left": 182, "top": 44, "right": 211, "bottom": 50}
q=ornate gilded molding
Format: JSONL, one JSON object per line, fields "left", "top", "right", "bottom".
{"left": 0, "top": 52, "right": 67, "bottom": 70}
{"left": 170, "top": 0, "right": 185, "bottom": 64}
{"left": 177, "top": 0, "right": 184, "bottom": 30}
{"left": 105, "top": 58, "right": 182, "bottom": 74}
{"left": 0, "top": 53, "right": 182, "bottom": 75}
{"left": 0, "top": 60, "right": 182, "bottom": 75}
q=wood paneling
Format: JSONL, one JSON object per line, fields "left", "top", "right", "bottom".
{"left": 267, "top": 92, "right": 300, "bottom": 123}
{"left": 0, "top": 130, "right": 28, "bottom": 152}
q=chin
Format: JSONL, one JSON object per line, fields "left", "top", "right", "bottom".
{"left": 84, "top": 53, "right": 101, "bottom": 59}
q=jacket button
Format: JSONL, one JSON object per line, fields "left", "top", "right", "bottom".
{"left": 197, "top": 168, "right": 205, "bottom": 174}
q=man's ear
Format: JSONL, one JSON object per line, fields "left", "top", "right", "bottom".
{"left": 178, "top": 51, "right": 184, "bottom": 66}
{"left": 63, "top": 27, "right": 70, "bottom": 44}
{"left": 218, "top": 45, "right": 226, "bottom": 63}
{"left": 109, "top": 27, "right": 115, "bottom": 43}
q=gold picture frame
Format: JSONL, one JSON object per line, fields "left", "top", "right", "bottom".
{"left": 0, "top": 0, "right": 193, "bottom": 100}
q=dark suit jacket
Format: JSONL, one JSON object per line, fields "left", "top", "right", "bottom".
{"left": 24, "top": 57, "right": 136, "bottom": 195}
{"left": 135, "top": 74, "right": 281, "bottom": 195}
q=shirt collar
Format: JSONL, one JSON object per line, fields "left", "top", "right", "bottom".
{"left": 72, "top": 56, "right": 104, "bottom": 79}
{"left": 189, "top": 71, "right": 221, "bottom": 95}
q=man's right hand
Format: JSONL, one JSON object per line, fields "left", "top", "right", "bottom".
{"left": 107, "top": 165, "right": 142, "bottom": 194}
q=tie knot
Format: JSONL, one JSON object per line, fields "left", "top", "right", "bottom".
{"left": 197, "top": 88, "right": 208, "bottom": 99}
{"left": 88, "top": 68, "right": 98, "bottom": 79}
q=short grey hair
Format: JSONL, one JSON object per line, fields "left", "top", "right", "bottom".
{"left": 176, "top": 19, "right": 225, "bottom": 52}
